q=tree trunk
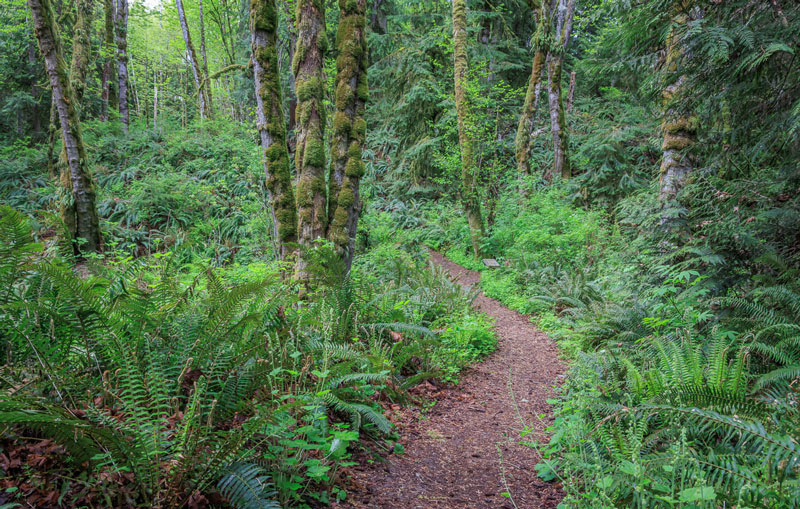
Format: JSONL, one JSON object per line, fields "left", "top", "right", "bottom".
{"left": 514, "top": 48, "right": 546, "bottom": 176}
{"left": 176, "top": 0, "right": 209, "bottom": 119}
{"left": 116, "top": 0, "right": 129, "bottom": 133}
{"left": 658, "top": 14, "right": 696, "bottom": 203}
{"left": 29, "top": 0, "right": 101, "bottom": 253}
{"left": 198, "top": 0, "right": 213, "bottom": 114}
{"left": 327, "top": 0, "right": 368, "bottom": 270}
{"left": 28, "top": 41, "right": 42, "bottom": 137}
{"left": 250, "top": 0, "right": 297, "bottom": 261}
{"left": 100, "top": 0, "right": 115, "bottom": 121}
{"left": 545, "top": 0, "right": 576, "bottom": 180}
{"left": 452, "top": 0, "right": 484, "bottom": 258}
{"left": 546, "top": 52, "right": 570, "bottom": 179}
{"left": 292, "top": 0, "right": 328, "bottom": 278}
{"left": 370, "top": 0, "right": 386, "bottom": 35}
{"left": 69, "top": 0, "right": 93, "bottom": 107}
{"left": 566, "top": 70, "right": 576, "bottom": 112}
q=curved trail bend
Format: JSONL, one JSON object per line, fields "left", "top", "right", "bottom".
{"left": 344, "top": 251, "right": 565, "bottom": 508}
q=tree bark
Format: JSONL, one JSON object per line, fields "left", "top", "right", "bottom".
{"left": 176, "top": 0, "right": 209, "bottom": 119}
{"left": 100, "top": 0, "right": 115, "bottom": 121}
{"left": 370, "top": 0, "right": 386, "bottom": 35}
{"left": 658, "top": 14, "right": 696, "bottom": 203}
{"left": 292, "top": 0, "right": 328, "bottom": 278}
{"left": 545, "top": 0, "right": 575, "bottom": 180}
{"left": 29, "top": 0, "right": 101, "bottom": 253}
{"left": 116, "top": 0, "right": 129, "bottom": 133}
{"left": 566, "top": 70, "right": 576, "bottom": 112}
{"left": 452, "top": 0, "right": 484, "bottom": 258}
{"left": 69, "top": 0, "right": 93, "bottom": 107}
{"left": 250, "top": 0, "right": 297, "bottom": 260}
{"left": 514, "top": 47, "right": 546, "bottom": 176}
{"left": 327, "top": 0, "right": 368, "bottom": 270}
{"left": 198, "top": 0, "right": 214, "bottom": 113}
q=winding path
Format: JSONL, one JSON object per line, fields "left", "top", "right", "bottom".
{"left": 343, "top": 251, "right": 565, "bottom": 508}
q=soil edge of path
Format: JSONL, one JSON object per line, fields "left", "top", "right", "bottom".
{"left": 340, "top": 251, "right": 566, "bottom": 508}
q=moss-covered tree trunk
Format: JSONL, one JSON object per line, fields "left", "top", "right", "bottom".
{"left": 327, "top": 0, "right": 368, "bottom": 271}
{"left": 293, "top": 0, "right": 328, "bottom": 278}
{"left": 116, "top": 0, "right": 129, "bottom": 133}
{"left": 69, "top": 0, "right": 93, "bottom": 107}
{"left": 29, "top": 0, "right": 101, "bottom": 253}
{"left": 545, "top": 0, "right": 576, "bottom": 180}
{"left": 514, "top": 6, "right": 547, "bottom": 177}
{"left": 452, "top": 0, "right": 485, "bottom": 259}
{"left": 658, "top": 13, "right": 696, "bottom": 203}
{"left": 100, "top": 0, "right": 116, "bottom": 121}
{"left": 250, "top": 0, "right": 297, "bottom": 261}
{"left": 176, "top": 0, "right": 210, "bottom": 120}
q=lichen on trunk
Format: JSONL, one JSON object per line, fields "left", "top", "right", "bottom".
{"left": 29, "top": 0, "right": 101, "bottom": 253}
{"left": 452, "top": 0, "right": 485, "bottom": 259}
{"left": 327, "top": 0, "right": 368, "bottom": 271}
{"left": 250, "top": 0, "right": 297, "bottom": 261}
{"left": 292, "top": 0, "right": 328, "bottom": 278}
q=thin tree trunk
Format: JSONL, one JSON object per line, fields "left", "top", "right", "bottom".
{"left": 452, "top": 0, "right": 484, "bottom": 258}
{"left": 566, "top": 70, "right": 576, "bottom": 112}
{"left": 198, "top": 0, "right": 213, "bottom": 114}
{"left": 327, "top": 0, "right": 368, "bottom": 270}
{"left": 28, "top": 41, "right": 42, "bottom": 137}
{"left": 370, "top": 0, "right": 386, "bottom": 34}
{"left": 100, "top": 0, "right": 115, "bottom": 121}
{"left": 116, "top": 0, "right": 129, "bottom": 133}
{"left": 153, "top": 66, "right": 158, "bottom": 130}
{"left": 293, "top": 0, "right": 328, "bottom": 279}
{"left": 250, "top": 0, "right": 297, "bottom": 261}
{"left": 658, "top": 13, "right": 696, "bottom": 203}
{"left": 29, "top": 0, "right": 101, "bottom": 253}
{"left": 47, "top": 95, "right": 58, "bottom": 177}
{"left": 176, "top": 0, "right": 208, "bottom": 119}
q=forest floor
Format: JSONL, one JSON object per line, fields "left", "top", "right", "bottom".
{"left": 341, "top": 251, "right": 565, "bottom": 508}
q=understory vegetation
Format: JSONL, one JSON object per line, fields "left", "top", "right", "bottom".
{"left": 2, "top": 0, "right": 799, "bottom": 506}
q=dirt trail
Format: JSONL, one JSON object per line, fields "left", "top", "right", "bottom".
{"left": 343, "top": 251, "right": 565, "bottom": 508}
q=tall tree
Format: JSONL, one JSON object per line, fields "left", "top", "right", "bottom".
{"left": 327, "top": 0, "right": 368, "bottom": 270}
{"left": 452, "top": 0, "right": 484, "bottom": 258}
{"left": 250, "top": 0, "right": 297, "bottom": 260}
{"left": 29, "top": 0, "right": 101, "bottom": 253}
{"left": 198, "top": 0, "right": 213, "bottom": 113}
{"left": 100, "top": 0, "right": 115, "bottom": 121}
{"left": 69, "top": 0, "right": 93, "bottom": 106}
{"left": 116, "top": 0, "right": 130, "bottom": 133}
{"left": 293, "top": 0, "right": 328, "bottom": 277}
{"left": 514, "top": 4, "right": 547, "bottom": 176}
{"left": 658, "top": 13, "right": 696, "bottom": 203}
{"left": 545, "top": 0, "right": 576, "bottom": 180}
{"left": 176, "top": 0, "right": 210, "bottom": 119}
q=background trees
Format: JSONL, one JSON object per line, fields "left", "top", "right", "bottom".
{"left": 1, "top": 0, "right": 799, "bottom": 505}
